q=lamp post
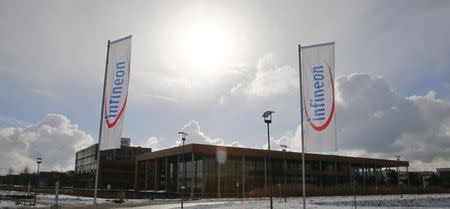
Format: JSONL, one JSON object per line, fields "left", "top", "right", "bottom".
{"left": 262, "top": 111, "right": 274, "bottom": 209}
{"left": 352, "top": 169, "right": 357, "bottom": 209}
{"left": 36, "top": 157, "right": 42, "bottom": 186}
{"left": 34, "top": 157, "right": 42, "bottom": 205}
{"left": 395, "top": 155, "right": 402, "bottom": 198}
{"left": 280, "top": 144, "right": 287, "bottom": 202}
{"left": 178, "top": 131, "right": 188, "bottom": 209}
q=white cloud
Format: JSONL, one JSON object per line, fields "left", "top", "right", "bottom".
{"left": 142, "top": 136, "right": 161, "bottom": 151}
{"left": 0, "top": 114, "right": 93, "bottom": 174}
{"left": 139, "top": 121, "right": 244, "bottom": 151}
{"left": 277, "top": 73, "right": 450, "bottom": 171}
{"left": 220, "top": 54, "right": 298, "bottom": 104}
{"left": 144, "top": 136, "right": 159, "bottom": 147}
{"left": 244, "top": 54, "right": 298, "bottom": 96}
{"left": 140, "top": 72, "right": 450, "bottom": 171}
{"left": 0, "top": 116, "right": 31, "bottom": 129}
{"left": 262, "top": 137, "right": 284, "bottom": 150}
{"left": 176, "top": 120, "right": 243, "bottom": 147}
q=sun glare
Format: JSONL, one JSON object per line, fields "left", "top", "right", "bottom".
{"left": 182, "top": 23, "right": 229, "bottom": 69}
{"left": 162, "top": 16, "right": 240, "bottom": 83}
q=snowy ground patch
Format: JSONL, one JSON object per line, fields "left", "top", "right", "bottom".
{"left": 311, "top": 194, "right": 450, "bottom": 208}
{"left": 115, "top": 194, "right": 450, "bottom": 209}
{"left": 0, "top": 190, "right": 43, "bottom": 208}
{"left": 37, "top": 194, "right": 109, "bottom": 205}
{"left": 37, "top": 193, "right": 154, "bottom": 205}
{"left": 2, "top": 190, "right": 450, "bottom": 208}
{"left": 0, "top": 189, "right": 149, "bottom": 206}
{"left": 0, "top": 200, "right": 45, "bottom": 209}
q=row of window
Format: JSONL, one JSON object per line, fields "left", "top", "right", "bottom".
{"left": 76, "top": 156, "right": 96, "bottom": 166}
{"left": 100, "top": 149, "right": 138, "bottom": 160}
{"left": 160, "top": 159, "right": 344, "bottom": 179}
{"left": 76, "top": 146, "right": 96, "bottom": 160}
{"left": 76, "top": 163, "right": 96, "bottom": 174}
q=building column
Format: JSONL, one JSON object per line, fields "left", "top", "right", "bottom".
{"left": 406, "top": 166, "right": 409, "bottom": 186}
{"left": 373, "top": 166, "right": 376, "bottom": 186}
{"left": 165, "top": 156, "right": 168, "bottom": 191}
{"left": 284, "top": 157, "right": 287, "bottom": 199}
{"left": 349, "top": 164, "right": 352, "bottom": 186}
{"left": 362, "top": 165, "right": 366, "bottom": 188}
{"left": 335, "top": 162, "right": 338, "bottom": 186}
{"left": 242, "top": 156, "right": 245, "bottom": 198}
{"left": 133, "top": 161, "right": 139, "bottom": 191}
{"left": 154, "top": 159, "right": 158, "bottom": 191}
{"left": 375, "top": 166, "right": 378, "bottom": 190}
{"left": 201, "top": 158, "right": 205, "bottom": 194}
{"left": 195, "top": 155, "right": 198, "bottom": 194}
{"left": 218, "top": 161, "right": 221, "bottom": 198}
{"left": 264, "top": 157, "right": 267, "bottom": 190}
{"left": 191, "top": 152, "right": 194, "bottom": 198}
{"left": 319, "top": 160, "right": 323, "bottom": 188}
{"left": 177, "top": 152, "right": 180, "bottom": 193}
{"left": 145, "top": 160, "right": 148, "bottom": 191}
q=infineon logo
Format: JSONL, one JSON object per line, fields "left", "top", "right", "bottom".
{"left": 304, "top": 63, "right": 335, "bottom": 132}
{"left": 104, "top": 60, "right": 130, "bottom": 128}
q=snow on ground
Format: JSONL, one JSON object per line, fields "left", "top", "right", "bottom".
{"left": 2, "top": 190, "right": 450, "bottom": 208}
{"left": 0, "top": 190, "right": 29, "bottom": 196}
{"left": 116, "top": 194, "right": 450, "bottom": 209}
{"left": 37, "top": 193, "right": 157, "bottom": 205}
{"left": 0, "top": 200, "right": 28, "bottom": 209}
{"left": 0, "top": 199, "right": 45, "bottom": 209}
{"left": 37, "top": 194, "right": 110, "bottom": 205}
{"left": 311, "top": 193, "right": 450, "bottom": 208}
{"left": 0, "top": 189, "right": 149, "bottom": 206}
{"left": 0, "top": 190, "right": 45, "bottom": 208}
{"left": 115, "top": 201, "right": 228, "bottom": 209}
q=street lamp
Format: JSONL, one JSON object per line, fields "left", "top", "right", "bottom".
{"left": 34, "top": 157, "right": 42, "bottom": 205}
{"left": 178, "top": 131, "right": 188, "bottom": 209}
{"left": 280, "top": 144, "right": 287, "bottom": 202}
{"left": 394, "top": 155, "right": 402, "bottom": 198}
{"left": 36, "top": 157, "right": 42, "bottom": 186}
{"left": 262, "top": 111, "right": 274, "bottom": 209}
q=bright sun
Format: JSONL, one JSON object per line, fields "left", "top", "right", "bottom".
{"left": 182, "top": 23, "right": 229, "bottom": 69}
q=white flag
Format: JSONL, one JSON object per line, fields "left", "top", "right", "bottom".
{"left": 100, "top": 36, "right": 132, "bottom": 150}
{"left": 301, "top": 42, "right": 337, "bottom": 152}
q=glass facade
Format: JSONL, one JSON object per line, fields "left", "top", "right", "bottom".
{"left": 100, "top": 148, "right": 140, "bottom": 160}
{"left": 137, "top": 153, "right": 359, "bottom": 196}
{"left": 75, "top": 144, "right": 97, "bottom": 174}
{"left": 75, "top": 144, "right": 149, "bottom": 174}
{"left": 135, "top": 145, "right": 405, "bottom": 197}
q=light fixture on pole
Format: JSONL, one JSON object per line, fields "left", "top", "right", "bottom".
{"left": 178, "top": 131, "right": 188, "bottom": 209}
{"left": 36, "top": 158, "right": 42, "bottom": 186}
{"left": 280, "top": 144, "right": 287, "bottom": 202}
{"left": 262, "top": 111, "right": 274, "bottom": 209}
{"left": 34, "top": 157, "right": 42, "bottom": 206}
{"left": 394, "top": 155, "right": 402, "bottom": 198}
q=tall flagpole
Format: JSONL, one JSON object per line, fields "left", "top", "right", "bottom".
{"left": 298, "top": 44, "right": 306, "bottom": 209}
{"left": 94, "top": 40, "right": 111, "bottom": 205}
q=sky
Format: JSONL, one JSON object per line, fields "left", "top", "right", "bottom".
{"left": 1, "top": 0, "right": 450, "bottom": 174}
